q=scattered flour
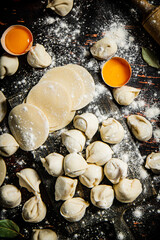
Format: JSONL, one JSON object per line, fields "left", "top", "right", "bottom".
{"left": 145, "top": 107, "right": 160, "bottom": 119}
{"left": 153, "top": 129, "right": 160, "bottom": 143}
{"left": 132, "top": 207, "right": 143, "bottom": 218}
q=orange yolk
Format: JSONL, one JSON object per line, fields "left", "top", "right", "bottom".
{"left": 5, "top": 26, "right": 32, "bottom": 54}
{"left": 102, "top": 57, "right": 131, "bottom": 87}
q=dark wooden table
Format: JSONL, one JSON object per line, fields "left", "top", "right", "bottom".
{"left": 0, "top": 0, "right": 160, "bottom": 239}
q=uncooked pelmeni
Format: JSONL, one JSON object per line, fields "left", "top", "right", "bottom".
{"left": 27, "top": 43, "right": 51, "bottom": 68}
{"left": 79, "top": 164, "right": 104, "bottom": 188}
{"left": 104, "top": 158, "right": 128, "bottom": 184}
{"left": 0, "top": 133, "right": 19, "bottom": 157}
{"left": 0, "top": 184, "right": 21, "bottom": 208}
{"left": 41, "top": 152, "right": 64, "bottom": 177}
{"left": 90, "top": 37, "right": 117, "bottom": 60}
{"left": 100, "top": 118, "right": 124, "bottom": 144}
{"left": 145, "top": 152, "right": 160, "bottom": 174}
{"left": 0, "top": 157, "right": 6, "bottom": 187}
{"left": 127, "top": 115, "right": 152, "bottom": 141}
{"left": 90, "top": 185, "right": 114, "bottom": 209}
{"left": 8, "top": 103, "right": 49, "bottom": 151}
{"left": 64, "top": 153, "right": 88, "bottom": 177}
{"left": 113, "top": 86, "right": 141, "bottom": 106}
{"left": 22, "top": 194, "right": 47, "bottom": 223}
{"left": 60, "top": 197, "right": 89, "bottom": 222}
{"left": 73, "top": 113, "right": 98, "bottom": 139}
{"left": 47, "top": 0, "right": 73, "bottom": 16}
{"left": 62, "top": 129, "right": 86, "bottom": 153}
{"left": 31, "top": 229, "right": 58, "bottom": 240}
{"left": 113, "top": 178, "right": 142, "bottom": 203}
{"left": 55, "top": 176, "right": 78, "bottom": 201}
{"left": 86, "top": 141, "right": 113, "bottom": 166}
{"left": 0, "top": 91, "right": 7, "bottom": 123}
{"left": 16, "top": 168, "right": 41, "bottom": 195}
{"left": 0, "top": 53, "right": 19, "bottom": 79}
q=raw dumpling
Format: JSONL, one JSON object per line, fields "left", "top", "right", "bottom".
{"left": 0, "top": 133, "right": 19, "bottom": 157}
{"left": 145, "top": 152, "right": 160, "bottom": 174}
{"left": 62, "top": 129, "right": 86, "bottom": 153}
{"left": 86, "top": 141, "right": 113, "bottom": 166}
{"left": 104, "top": 158, "right": 128, "bottom": 184}
{"left": 60, "top": 197, "right": 89, "bottom": 222}
{"left": 0, "top": 184, "right": 21, "bottom": 208}
{"left": 90, "top": 37, "right": 117, "bottom": 60}
{"left": 0, "top": 91, "right": 7, "bottom": 123}
{"left": 90, "top": 185, "right": 114, "bottom": 209}
{"left": 127, "top": 115, "right": 152, "bottom": 141}
{"left": 27, "top": 44, "right": 51, "bottom": 68}
{"left": 73, "top": 113, "right": 98, "bottom": 139}
{"left": 55, "top": 176, "right": 78, "bottom": 201}
{"left": 0, "top": 157, "right": 6, "bottom": 186}
{"left": 31, "top": 229, "right": 58, "bottom": 240}
{"left": 100, "top": 118, "right": 124, "bottom": 144}
{"left": 22, "top": 194, "right": 47, "bottom": 223}
{"left": 113, "top": 86, "right": 141, "bottom": 106}
{"left": 0, "top": 53, "right": 19, "bottom": 79}
{"left": 8, "top": 103, "right": 49, "bottom": 151}
{"left": 79, "top": 164, "right": 104, "bottom": 188}
{"left": 47, "top": 0, "right": 73, "bottom": 16}
{"left": 16, "top": 168, "right": 41, "bottom": 195}
{"left": 41, "top": 152, "right": 64, "bottom": 177}
{"left": 113, "top": 178, "right": 142, "bottom": 203}
{"left": 64, "top": 152, "right": 88, "bottom": 177}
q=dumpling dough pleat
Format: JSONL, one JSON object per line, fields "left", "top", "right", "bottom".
{"left": 145, "top": 152, "right": 160, "bottom": 174}
{"left": 0, "top": 54, "right": 19, "bottom": 79}
{"left": 47, "top": 0, "right": 73, "bottom": 16}
{"left": 0, "top": 133, "right": 19, "bottom": 157}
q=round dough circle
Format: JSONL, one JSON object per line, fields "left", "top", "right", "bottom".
{"left": 8, "top": 103, "right": 49, "bottom": 151}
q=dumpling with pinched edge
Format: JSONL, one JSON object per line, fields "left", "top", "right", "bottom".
{"left": 104, "top": 158, "right": 128, "bottom": 184}
{"left": 113, "top": 86, "right": 141, "bottom": 106}
{"left": 0, "top": 53, "right": 19, "bottom": 79}
{"left": 47, "top": 0, "right": 73, "bottom": 16}
{"left": 100, "top": 118, "right": 124, "bottom": 144}
{"left": 0, "top": 133, "right": 19, "bottom": 157}
{"left": 73, "top": 113, "right": 99, "bottom": 139}
{"left": 55, "top": 176, "right": 78, "bottom": 201}
{"left": 145, "top": 152, "right": 160, "bottom": 174}
{"left": 127, "top": 115, "right": 152, "bottom": 141}
{"left": 113, "top": 178, "right": 142, "bottom": 203}
{"left": 0, "top": 91, "right": 7, "bottom": 123}
{"left": 0, "top": 184, "right": 21, "bottom": 208}
{"left": 86, "top": 141, "right": 113, "bottom": 166}
{"left": 31, "top": 229, "right": 58, "bottom": 240}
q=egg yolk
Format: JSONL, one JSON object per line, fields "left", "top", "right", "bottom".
{"left": 102, "top": 58, "right": 131, "bottom": 87}
{"left": 5, "top": 26, "right": 32, "bottom": 55}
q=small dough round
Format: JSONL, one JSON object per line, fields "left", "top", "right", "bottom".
{"left": 113, "top": 178, "right": 142, "bottom": 203}
{"left": 100, "top": 118, "right": 124, "bottom": 144}
{"left": 47, "top": 0, "right": 73, "bottom": 16}
{"left": 0, "top": 157, "right": 6, "bottom": 186}
{"left": 127, "top": 115, "right": 152, "bottom": 141}
{"left": 113, "top": 86, "right": 140, "bottom": 106}
{"left": 90, "top": 37, "right": 117, "bottom": 60}
{"left": 8, "top": 103, "right": 49, "bottom": 151}
{"left": 26, "top": 81, "right": 72, "bottom": 131}
{"left": 0, "top": 53, "right": 19, "bottom": 79}
{"left": 145, "top": 152, "right": 160, "bottom": 174}
{"left": 31, "top": 229, "right": 58, "bottom": 240}
{"left": 0, "top": 133, "right": 19, "bottom": 157}
{"left": 0, "top": 91, "right": 7, "bottom": 123}
{"left": 27, "top": 43, "right": 51, "bottom": 68}
{"left": 90, "top": 185, "right": 114, "bottom": 209}
{"left": 0, "top": 184, "right": 21, "bottom": 208}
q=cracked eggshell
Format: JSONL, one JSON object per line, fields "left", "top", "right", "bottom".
{"left": 31, "top": 229, "right": 58, "bottom": 240}
{"left": 47, "top": 0, "right": 73, "bottom": 16}
{"left": 90, "top": 185, "right": 114, "bottom": 209}
{"left": 22, "top": 194, "right": 47, "bottom": 223}
{"left": 0, "top": 157, "right": 6, "bottom": 186}
{"left": 60, "top": 197, "right": 89, "bottom": 222}
{"left": 55, "top": 176, "right": 78, "bottom": 201}
{"left": 104, "top": 158, "right": 128, "bottom": 184}
{"left": 79, "top": 164, "right": 104, "bottom": 188}
{"left": 62, "top": 129, "right": 86, "bottom": 153}
{"left": 16, "top": 168, "right": 41, "bottom": 195}
{"left": 0, "top": 184, "right": 21, "bottom": 208}
{"left": 0, "top": 91, "right": 7, "bottom": 123}
{"left": 64, "top": 153, "right": 88, "bottom": 177}
{"left": 113, "top": 178, "right": 142, "bottom": 203}
{"left": 73, "top": 113, "right": 99, "bottom": 139}
{"left": 86, "top": 141, "right": 113, "bottom": 166}
{"left": 0, "top": 133, "right": 19, "bottom": 157}
{"left": 41, "top": 152, "right": 64, "bottom": 177}
{"left": 145, "top": 152, "right": 160, "bottom": 174}
{"left": 100, "top": 118, "right": 124, "bottom": 144}
{"left": 0, "top": 53, "right": 19, "bottom": 79}
{"left": 27, "top": 43, "right": 51, "bottom": 68}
